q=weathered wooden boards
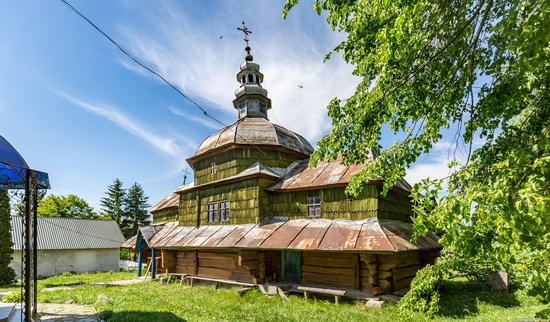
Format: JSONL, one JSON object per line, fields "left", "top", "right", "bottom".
{"left": 302, "top": 252, "right": 357, "bottom": 289}
{"left": 174, "top": 250, "right": 261, "bottom": 284}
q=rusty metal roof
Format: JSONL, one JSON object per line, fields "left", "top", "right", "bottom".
{"left": 193, "top": 118, "right": 314, "bottom": 158}
{"left": 129, "top": 218, "right": 440, "bottom": 253}
{"left": 175, "top": 162, "right": 282, "bottom": 194}
{"left": 150, "top": 187, "right": 185, "bottom": 213}
{"left": 267, "top": 154, "right": 412, "bottom": 192}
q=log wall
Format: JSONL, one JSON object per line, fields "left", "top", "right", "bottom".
{"left": 174, "top": 250, "right": 261, "bottom": 283}
{"left": 301, "top": 252, "right": 361, "bottom": 289}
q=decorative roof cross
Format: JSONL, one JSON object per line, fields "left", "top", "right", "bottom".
{"left": 237, "top": 21, "right": 253, "bottom": 60}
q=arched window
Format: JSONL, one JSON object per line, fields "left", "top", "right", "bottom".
{"left": 248, "top": 74, "right": 254, "bottom": 83}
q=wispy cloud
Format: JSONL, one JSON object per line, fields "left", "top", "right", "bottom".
{"left": 55, "top": 90, "right": 189, "bottom": 158}
{"left": 116, "top": 1, "right": 360, "bottom": 143}
{"left": 167, "top": 106, "right": 221, "bottom": 130}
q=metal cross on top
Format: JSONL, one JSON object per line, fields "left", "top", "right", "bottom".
{"left": 237, "top": 21, "right": 253, "bottom": 58}
{"left": 237, "top": 21, "right": 252, "bottom": 43}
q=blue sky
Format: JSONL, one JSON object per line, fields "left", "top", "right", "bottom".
{"left": 1, "top": 1, "right": 469, "bottom": 211}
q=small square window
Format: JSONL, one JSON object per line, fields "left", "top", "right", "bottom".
{"left": 210, "top": 162, "right": 217, "bottom": 175}
{"left": 208, "top": 203, "right": 218, "bottom": 222}
{"left": 220, "top": 201, "right": 230, "bottom": 222}
{"left": 307, "top": 196, "right": 321, "bottom": 217}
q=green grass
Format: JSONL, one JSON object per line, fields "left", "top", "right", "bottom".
{"left": 3, "top": 272, "right": 548, "bottom": 321}
{"left": 0, "top": 270, "right": 136, "bottom": 293}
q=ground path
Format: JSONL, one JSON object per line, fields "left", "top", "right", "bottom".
{"left": 40, "top": 278, "right": 146, "bottom": 293}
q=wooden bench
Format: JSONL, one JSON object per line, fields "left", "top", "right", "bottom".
{"left": 185, "top": 276, "right": 255, "bottom": 289}
{"left": 294, "top": 286, "right": 347, "bottom": 304}
{"left": 160, "top": 273, "right": 188, "bottom": 285}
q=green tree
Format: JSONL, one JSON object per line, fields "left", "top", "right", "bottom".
{"left": 37, "top": 194, "right": 96, "bottom": 218}
{"left": 284, "top": 0, "right": 549, "bottom": 316}
{"left": 0, "top": 190, "right": 16, "bottom": 285}
{"left": 100, "top": 179, "right": 126, "bottom": 226}
{"left": 122, "top": 183, "right": 150, "bottom": 237}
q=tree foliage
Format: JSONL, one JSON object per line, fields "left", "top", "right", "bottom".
{"left": 100, "top": 179, "right": 125, "bottom": 225}
{"left": 284, "top": 0, "right": 549, "bottom": 315}
{"left": 122, "top": 183, "right": 150, "bottom": 238}
{"left": 0, "top": 190, "right": 16, "bottom": 285}
{"left": 37, "top": 194, "right": 96, "bottom": 219}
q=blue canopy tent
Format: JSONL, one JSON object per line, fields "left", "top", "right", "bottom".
{"left": 0, "top": 135, "right": 50, "bottom": 322}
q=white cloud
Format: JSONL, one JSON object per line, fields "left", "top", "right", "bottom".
{"left": 116, "top": 1, "right": 360, "bottom": 144}
{"left": 55, "top": 90, "right": 192, "bottom": 158}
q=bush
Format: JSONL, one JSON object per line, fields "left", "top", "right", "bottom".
{"left": 0, "top": 191, "right": 16, "bottom": 285}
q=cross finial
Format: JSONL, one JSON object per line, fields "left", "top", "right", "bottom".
{"left": 237, "top": 21, "right": 253, "bottom": 61}
{"left": 182, "top": 168, "right": 191, "bottom": 185}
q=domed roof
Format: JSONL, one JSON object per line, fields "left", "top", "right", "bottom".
{"left": 194, "top": 118, "right": 314, "bottom": 158}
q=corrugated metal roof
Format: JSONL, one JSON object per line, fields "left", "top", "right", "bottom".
{"left": 267, "top": 154, "right": 412, "bottom": 192}
{"left": 130, "top": 218, "right": 440, "bottom": 253}
{"left": 11, "top": 216, "right": 125, "bottom": 250}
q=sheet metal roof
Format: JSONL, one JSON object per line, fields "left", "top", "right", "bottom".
{"left": 11, "top": 216, "right": 125, "bottom": 250}
{"left": 150, "top": 188, "right": 183, "bottom": 213}
{"left": 125, "top": 218, "right": 440, "bottom": 253}
{"left": 193, "top": 118, "right": 313, "bottom": 158}
{"left": 267, "top": 154, "right": 412, "bottom": 192}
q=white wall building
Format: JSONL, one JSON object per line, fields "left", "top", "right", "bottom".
{"left": 10, "top": 216, "right": 125, "bottom": 278}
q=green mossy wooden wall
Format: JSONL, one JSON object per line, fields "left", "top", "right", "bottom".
{"left": 152, "top": 208, "right": 178, "bottom": 224}
{"left": 267, "top": 186, "right": 380, "bottom": 220}
{"left": 377, "top": 188, "right": 413, "bottom": 222}
{"left": 193, "top": 148, "right": 301, "bottom": 185}
{"left": 178, "top": 178, "right": 267, "bottom": 226}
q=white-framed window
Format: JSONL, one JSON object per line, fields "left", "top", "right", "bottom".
{"left": 307, "top": 196, "right": 321, "bottom": 217}
{"left": 210, "top": 162, "right": 217, "bottom": 175}
{"left": 208, "top": 202, "right": 218, "bottom": 222}
{"left": 220, "top": 201, "right": 230, "bottom": 221}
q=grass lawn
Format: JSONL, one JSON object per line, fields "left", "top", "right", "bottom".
{"left": 10, "top": 272, "right": 543, "bottom": 322}
{"left": 0, "top": 269, "right": 136, "bottom": 294}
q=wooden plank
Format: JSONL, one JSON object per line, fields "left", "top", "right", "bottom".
{"left": 302, "top": 252, "right": 355, "bottom": 259}
{"left": 199, "top": 258, "right": 238, "bottom": 270}
{"left": 194, "top": 250, "right": 198, "bottom": 276}
{"left": 393, "top": 265, "right": 420, "bottom": 280}
{"left": 197, "top": 267, "right": 256, "bottom": 283}
{"left": 302, "top": 271, "right": 354, "bottom": 287}
{"left": 302, "top": 256, "right": 354, "bottom": 268}
{"left": 353, "top": 254, "right": 360, "bottom": 290}
{"left": 238, "top": 251, "right": 259, "bottom": 261}
{"left": 296, "top": 286, "right": 347, "bottom": 296}
{"left": 301, "top": 265, "right": 353, "bottom": 276}
{"left": 198, "top": 251, "right": 238, "bottom": 261}
{"left": 238, "top": 259, "right": 258, "bottom": 270}
{"left": 394, "top": 276, "right": 415, "bottom": 291}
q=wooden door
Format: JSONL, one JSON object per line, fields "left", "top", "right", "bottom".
{"left": 281, "top": 250, "right": 301, "bottom": 283}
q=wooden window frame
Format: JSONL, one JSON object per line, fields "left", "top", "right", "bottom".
{"left": 207, "top": 202, "right": 218, "bottom": 222}
{"left": 307, "top": 196, "right": 321, "bottom": 217}
{"left": 210, "top": 162, "right": 217, "bottom": 175}
{"left": 220, "top": 201, "right": 230, "bottom": 222}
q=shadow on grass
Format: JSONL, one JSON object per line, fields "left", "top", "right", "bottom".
{"left": 438, "top": 279, "right": 521, "bottom": 318}
{"left": 99, "top": 310, "right": 186, "bottom": 322}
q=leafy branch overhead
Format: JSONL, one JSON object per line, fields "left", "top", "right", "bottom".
{"left": 285, "top": 0, "right": 549, "bottom": 316}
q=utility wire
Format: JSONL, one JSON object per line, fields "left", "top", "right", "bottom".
{"left": 59, "top": 0, "right": 276, "bottom": 160}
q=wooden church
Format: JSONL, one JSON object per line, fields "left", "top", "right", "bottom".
{"left": 123, "top": 26, "right": 440, "bottom": 297}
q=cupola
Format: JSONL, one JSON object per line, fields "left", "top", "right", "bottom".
{"left": 233, "top": 22, "right": 271, "bottom": 120}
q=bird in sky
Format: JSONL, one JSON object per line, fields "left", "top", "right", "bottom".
{"left": 298, "top": 85, "right": 303, "bottom": 89}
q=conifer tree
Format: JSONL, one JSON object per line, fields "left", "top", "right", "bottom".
{"left": 0, "top": 190, "right": 16, "bottom": 285}
{"left": 122, "top": 183, "right": 150, "bottom": 237}
{"left": 100, "top": 179, "right": 126, "bottom": 225}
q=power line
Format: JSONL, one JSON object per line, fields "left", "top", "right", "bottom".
{"left": 58, "top": 0, "right": 276, "bottom": 160}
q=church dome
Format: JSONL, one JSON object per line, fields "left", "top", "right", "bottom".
{"left": 194, "top": 118, "right": 314, "bottom": 157}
